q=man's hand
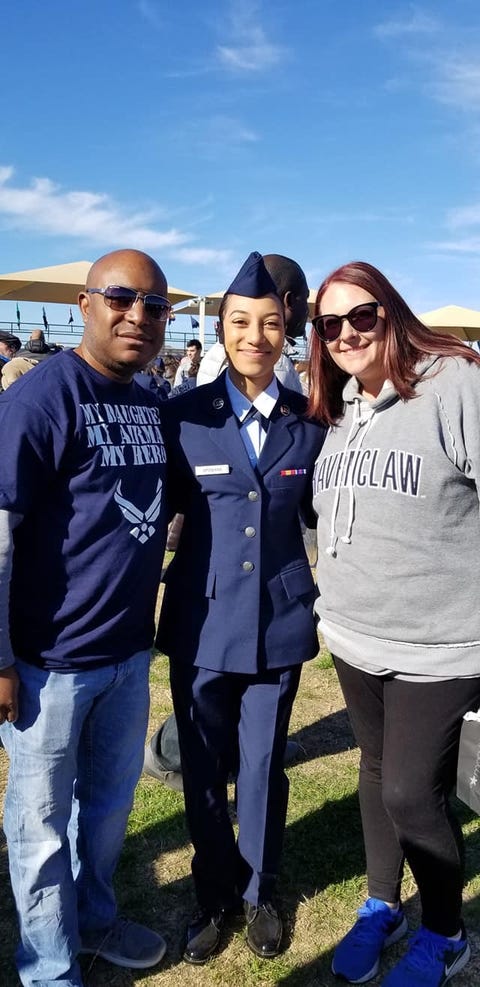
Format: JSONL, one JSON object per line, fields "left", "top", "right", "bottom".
{"left": 0, "top": 666, "right": 19, "bottom": 724}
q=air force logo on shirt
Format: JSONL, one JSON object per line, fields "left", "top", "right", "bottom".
{"left": 114, "top": 479, "right": 163, "bottom": 543}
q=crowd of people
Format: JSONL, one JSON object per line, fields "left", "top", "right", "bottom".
{"left": 0, "top": 328, "right": 62, "bottom": 391}
{"left": 0, "top": 246, "right": 479, "bottom": 987}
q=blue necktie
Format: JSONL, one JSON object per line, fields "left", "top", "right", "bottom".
{"left": 244, "top": 406, "right": 270, "bottom": 431}
{"left": 242, "top": 406, "right": 270, "bottom": 467}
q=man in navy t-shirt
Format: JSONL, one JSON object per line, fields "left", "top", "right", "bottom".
{"left": 0, "top": 249, "right": 171, "bottom": 987}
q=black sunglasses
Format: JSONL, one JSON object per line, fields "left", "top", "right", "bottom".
{"left": 312, "top": 302, "right": 381, "bottom": 343}
{"left": 87, "top": 285, "right": 171, "bottom": 321}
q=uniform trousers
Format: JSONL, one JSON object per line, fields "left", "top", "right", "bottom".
{"left": 170, "top": 660, "right": 301, "bottom": 911}
{"left": 334, "top": 656, "right": 480, "bottom": 936}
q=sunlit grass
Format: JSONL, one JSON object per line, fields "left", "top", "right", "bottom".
{"left": 1, "top": 647, "right": 480, "bottom": 986}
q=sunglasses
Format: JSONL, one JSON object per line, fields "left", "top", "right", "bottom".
{"left": 87, "top": 285, "right": 171, "bottom": 321}
{"left": 312, "top": 301, "right": 381, "bottom": 343}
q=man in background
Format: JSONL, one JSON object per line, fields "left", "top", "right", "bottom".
{"left": 2, "top": 328, "right": 60, "bottom": 389}
{"left": 0, "top": 331, "right": 21, "bottom": 391}
{"left": 173, "top": 337, "right": 202, "bottom": 386}
{"left": 20, "top": 327, "right": 59, "bottom": 359}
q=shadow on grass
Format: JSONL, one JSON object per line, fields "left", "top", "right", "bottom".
{"left": 282, "top": 792, "right": 364, "bottom": 907}
{"left": 291, "top": 708, "right": 356, "bottom": 764}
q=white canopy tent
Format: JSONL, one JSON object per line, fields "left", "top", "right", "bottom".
{"left": 419, "top": 305, "right": 480, "bottom": 341}
{"left": 0, "top": 261, "right": 196, "bottom": 309}
{"left": 173, "top": 294, "right": 223, "bottom": 347}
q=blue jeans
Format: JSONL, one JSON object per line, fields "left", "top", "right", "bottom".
{"left": 0, "top": 652, "right": 151, "bottom": 987}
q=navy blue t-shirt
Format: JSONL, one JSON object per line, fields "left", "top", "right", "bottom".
{"left": 0, "top": 350, "right": 168, "bottom": 670}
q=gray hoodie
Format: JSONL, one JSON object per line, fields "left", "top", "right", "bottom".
{"left": 313, "top": 355, "right": 480, "bottom": 678}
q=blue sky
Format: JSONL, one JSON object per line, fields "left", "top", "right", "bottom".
{"left": 1, "top": 0, "right": 480, "bottom": 332}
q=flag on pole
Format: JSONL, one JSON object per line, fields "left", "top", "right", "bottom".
{"left": 42, "top": 307, "right": 49, "bottom": 332}
{"left": 16, "top": 303, "right": 20, "bottom": 329}
{"left": 190, "top": 316, "right": 200, "bottom": 329}
{"left": 68, "top": 308, "right": 74, "bottom": 325}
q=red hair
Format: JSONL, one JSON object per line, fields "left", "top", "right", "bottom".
{"left": 307, "top": 261, "right": 480, "bottom": 425}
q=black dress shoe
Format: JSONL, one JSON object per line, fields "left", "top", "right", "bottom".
{"left": 244, "top": 901, "right": 283, "bottom": 958}
{"left": 183, "top": 909, "right": 225, "bottom": 964}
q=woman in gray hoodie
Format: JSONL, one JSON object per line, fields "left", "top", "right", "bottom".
{"left": 309, "top": 261, "right": 480, "bottom": 987}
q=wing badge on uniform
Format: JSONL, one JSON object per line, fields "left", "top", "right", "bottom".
{"left": 114, "top": 479, "right": 163, "bottom": 543}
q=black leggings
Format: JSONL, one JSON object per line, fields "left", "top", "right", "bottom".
{"left": 334, "top": 657, "right": 480, "bottom": 936}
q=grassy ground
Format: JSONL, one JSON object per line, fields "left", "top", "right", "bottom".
{"left": 1, "top": 645, "right": 480, "bottom": 986}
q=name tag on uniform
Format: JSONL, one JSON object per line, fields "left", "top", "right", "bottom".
{"left": 195, "top": 464, "right": 231, "bottom": 476}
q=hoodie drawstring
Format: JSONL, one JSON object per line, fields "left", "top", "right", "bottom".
{"left": 326, "top": 402, "right": 375, "bottom": 557}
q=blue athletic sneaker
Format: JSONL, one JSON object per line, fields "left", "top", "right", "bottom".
{"left": 382, "top": 924, "right": 470, "bottom": 986}
{"left": 332, "top": 898, "right": 408, "bottom": 983}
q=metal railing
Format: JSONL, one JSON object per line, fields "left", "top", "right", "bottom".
{"left": 0, "top": 320, "right": 308, "bottom": 360}
{"left": 0, "top": 320, "right": 221, "bottom": 355}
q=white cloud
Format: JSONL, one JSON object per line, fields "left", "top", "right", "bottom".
{"left": 217, "top": 1, "right": 285, "bottom": 72}
{"left": 0, "top": 167, "right": 231, "bottom": 266}
{"left": 174, "top": 246, "right": 233, "bottom": 265}
{"left": 428, "top": 56, "right": 480, "bottom": 111}
{"left": 161, "top": 0, "right": 285, "bottom": 77}
{"left": 429, "top": 198, "right": 480, "bottom": 255}
{"left": 176, "top": 114, "right": 259, "bottom": 145}
{"left": 308, "top": 208, "right": 416, "bottom": 225}
{"left": 0, "top": 170, "right": 187, "bottom": 249}
{"left": 218, "top": 35, "right": 283, "bottom": 72}
{"left": 427, "top": 237, "right": 480, "bottom": 254}
{"left": 447, "top": 203, "right": 480, "bottom": 229}
{"left": 374, "top": 7, "right": 440, "bottom": 39}
{"left": 207, "top": 115, "right": 258, "bottom": 144}
{"left": 235, "top": 125, "right": 258, "bottom": 143}
{"left": 0, "top": 165, "right": 14, "bottom": 184}
{"left": 137, "top": 0, "right": 163, "bottom": 29}
{"left": 374, "top": 8, "right": 480, "bottom": 115}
